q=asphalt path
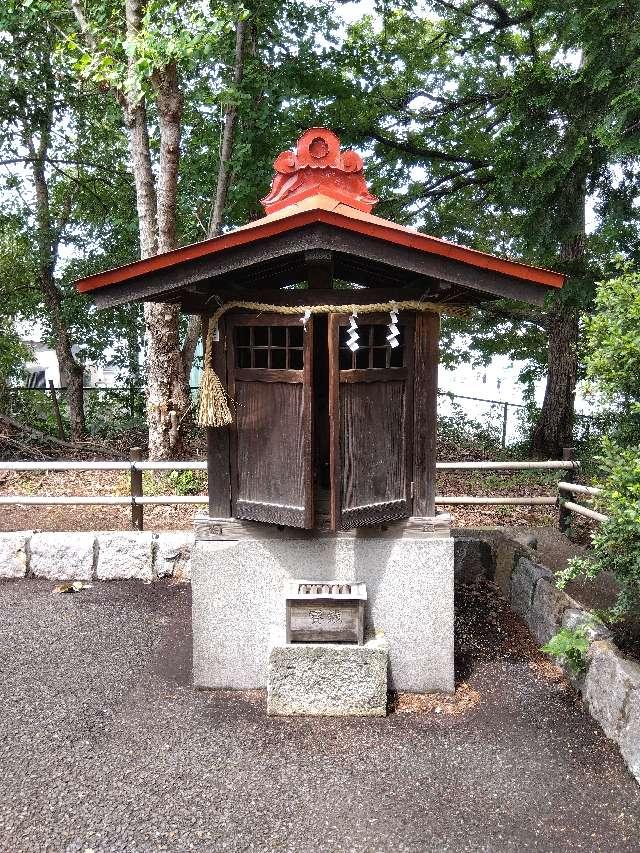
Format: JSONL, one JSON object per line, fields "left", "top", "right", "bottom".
{"left": 0, "top": 578, "right": 638, "bottom": 853}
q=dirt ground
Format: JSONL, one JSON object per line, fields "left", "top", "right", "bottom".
{"left": 0, "top": 577, "right": 638, "bottom": 853}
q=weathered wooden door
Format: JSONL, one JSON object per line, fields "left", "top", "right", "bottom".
{"left": 328, "top": 313, "right": 415, "bottom": 530}
{"left": 226, "top": 314, "right": 314, "bottom": 528}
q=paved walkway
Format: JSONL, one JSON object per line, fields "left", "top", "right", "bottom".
{"left": 0, "top": 579, "right": 639, "bottom": 853}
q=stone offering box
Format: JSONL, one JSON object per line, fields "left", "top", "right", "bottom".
{"left": 285, "top": 580, "right": 366, "bottom": 644}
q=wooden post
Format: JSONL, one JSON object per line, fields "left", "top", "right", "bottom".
{"left": 501, "top": 402, "right": 508, "bottom": 448}
{"left": 204, "top": 315, "right": 232, "bottom": 519}
{"left": 48, "top": 380, "right": 65, "bottom": 440}
{"left": 558, "top": 446, "right": 575, "bottom": 533}
{"left": 413, "top": 312, "right": 439, "bottom": 517}
{"left": 130, "top": 446, "right": 144, "bottom": 530}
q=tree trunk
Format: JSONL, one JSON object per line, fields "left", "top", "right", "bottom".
{"left": 531, "top": 304, "right": 579, "bottom": 458}
{"left": 145, "top": 302, "right": 190, "bottom": 458}
{"left": 532, "top": 180, "right": 586, "bottom": 458}
{"left": 207, "top": 17, "right": 248, "bottom": 238}
{"left": 180, "top": 16, "right": 249, "bottom": 381}
{"left": 152, "top": 62, "right": 183, "bottom": 254}
{"left": 120, "top": 0, "right": 191, "bottom": 458}
{"left": 29, "top": 132, "right": 86, "bottom": 440}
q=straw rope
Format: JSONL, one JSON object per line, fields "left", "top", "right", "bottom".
{"left": 197, "top": 298, "right": 466, "bottom": 427}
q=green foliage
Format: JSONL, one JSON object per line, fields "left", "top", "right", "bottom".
{"left": 542, "top": 627, "right": 589, "bottom": 674}
{"left": 166, "top": 468, "right": 206, "bottom": 496}
{"left": 557, "top": 441, "right": 640, "bottom": 620}
{"left": 329, "top": 1, "right": 640, "bottom": 387}
{"left": 584, "top": 266, "right": 640, "bottom": 407}
{"left": 437, "top": 401, "right": 503, "bottom": 459}
{"left": 61, "top": 0, "right": 238, "bottom": 102}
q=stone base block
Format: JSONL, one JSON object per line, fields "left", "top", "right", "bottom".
{"left": 96, "top": 532, "right": 153, "bottom": 581}
{"left": 192, "top": 536, "right": 454, "bottom": 693}
{"left": 30, "top": 532, "right": 95, "bottom": 581}
{"left": 267, "top": 630, "right": 388, "bottom": 716}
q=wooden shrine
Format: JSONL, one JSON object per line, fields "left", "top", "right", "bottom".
{"left": 76, "top": 128, "right": 565, "bottom": 535}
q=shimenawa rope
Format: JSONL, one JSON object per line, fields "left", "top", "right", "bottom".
{"left": 196, "top": 299, "right": 466, "bottom": 427}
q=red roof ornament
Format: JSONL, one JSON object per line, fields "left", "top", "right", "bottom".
{"left": 261, "top": 128, "right": 378, "bottom": 215}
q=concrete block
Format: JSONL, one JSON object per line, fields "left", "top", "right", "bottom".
{"left": 510, "top": 557, "right": 553, "bottom": 620}
{"left": 30, "top": 532, "right": 95, "bottom": 581}
{"left": 192, "top": 536, "right": 454, "bottom": 693}
{"left": 619, "top": 687, "right": 640, "bottom": 784}
{"left": 267, "top": 630, "right": 388, "bottom": 716}
{"left": 562, "top": 607, "right": 611, "bottom": 642}
{"left": 453, "top": 537, "right": 494, "bottom": 584}
{"left": 0, "top": 531, "right": 31, "bottom": 578}
{"left": 96, "top": 532, "right": 153, "bottom": 581}
{"left": 527, "top": 578, "right": 577, "bottom": 645}
{"left": 584, "top": 641, "right": 640, "bottom": 741}
{"left": 155, "top": 531, "right": 193, "bottom": 580}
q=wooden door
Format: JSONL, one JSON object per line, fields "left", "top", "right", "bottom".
{"left": 328, "top": 313, "right": 415, "bottom": 530}
{"left": 227, "top": 314, "right": 314, "bottom": 528}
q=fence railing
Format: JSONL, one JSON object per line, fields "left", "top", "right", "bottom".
{"left": 0, "top": 454, "right": 595, "bottom": 531}
{"left": 558, "top": 481, "right": 607, "bottom": 526}
{"left": 7, "top": 384, "right": 600, "bottom": 448}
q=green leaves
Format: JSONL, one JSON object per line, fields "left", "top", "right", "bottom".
{"left": 584, "top": 266, "right": 640, "bottom": 404}
{"left": 541, "top": 627, "right": 589, "bottom": 674}
{"left": 557, "top": 440, "right": 640, "bottom": 621}
{"left": 59, "top": 0, "right": 240, "bottom": 103}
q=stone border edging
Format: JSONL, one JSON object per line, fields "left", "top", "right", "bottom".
{"left": 480, "top": 530, "right": 640, "bottom": 786}
{"left": 0, "top": 530, "right": 192, "bottom": 582}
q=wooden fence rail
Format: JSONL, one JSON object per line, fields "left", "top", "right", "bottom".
{"left": 0, "top": 450, "right": 592, "bottom": 530}
{"left": 557, "top": 480, "right": 608, "bottom": 525}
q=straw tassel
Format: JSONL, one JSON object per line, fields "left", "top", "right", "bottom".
{"left": 196, "top": 322, "right": 233, "bottom": 428}
{"left": 196, "top": 366, "right": 233, "bottom": 428}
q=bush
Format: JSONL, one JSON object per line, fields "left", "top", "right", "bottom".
{"left": 542, "top": 627, "right": 589, "bottom": 674}
{"left": 166, "top": 469, "right": 206, "bottom": 496}
{"left": 556, "top": 440, "right": 640, "bottom": 621}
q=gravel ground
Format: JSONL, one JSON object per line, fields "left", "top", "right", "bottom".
{"left": 1, "top": 579, "right": 639, "bottom": 853}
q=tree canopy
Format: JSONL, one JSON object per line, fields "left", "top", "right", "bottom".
{"left": 0, "top": 0, "right": 638, "bottom": 456}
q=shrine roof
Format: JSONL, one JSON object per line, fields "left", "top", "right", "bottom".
{"left": 75, "top": 128, "right": 565, "bottom": 304}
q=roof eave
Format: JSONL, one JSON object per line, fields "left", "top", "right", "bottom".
{"left": 75, "top": 207, "right": 565, "bottom": 296}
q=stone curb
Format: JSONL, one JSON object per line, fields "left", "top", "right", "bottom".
{"left": 498, "top": 540, "right": 640, "bottom": 787}
{"left": 0, "top": 530, "right": 193, "bottom": 581}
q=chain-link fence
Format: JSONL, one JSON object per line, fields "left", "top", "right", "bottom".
{"left": 6, "top": 384, "right": 601, "bottom": 450}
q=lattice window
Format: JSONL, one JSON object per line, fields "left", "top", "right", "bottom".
{"left": 338, "top": 324, "right": 405, "bottom": 370}
{"left": 235, "top": 325, "right": 305, "bottom": 369}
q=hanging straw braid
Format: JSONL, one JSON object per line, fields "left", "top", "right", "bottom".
{"left": 196, "top": 299, "right": 467, "bottom": 427}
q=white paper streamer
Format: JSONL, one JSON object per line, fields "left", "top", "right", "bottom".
{"left": 347, "top": 312, "right": 359, "bottom": 351}
{"left": 387, "top": 309, "right": 400, "bottom": 349}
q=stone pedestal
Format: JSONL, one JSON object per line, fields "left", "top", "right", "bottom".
{"left": 267, "top": 628, "right": 389, "bottom": 716}
{"left": 192, "top": 534, "right": 454, "bottom": 693}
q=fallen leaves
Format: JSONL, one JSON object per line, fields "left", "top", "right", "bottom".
{"left": 392, "top": 683, "right": 481, "bottom": 717}
{"left": 52, "top": 581, "right": 93, "bottom": 594}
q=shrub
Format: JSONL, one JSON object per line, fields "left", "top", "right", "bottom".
{"left": 542, "top": 627, "right": 589, "bottom": 674}
{"left": 556, "top": 440, "right": 640, "bottom": 621}
{"left": 166, "top": 469, "right": 206, "bottom": 496}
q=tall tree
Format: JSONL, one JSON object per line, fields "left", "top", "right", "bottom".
{"left": 0, "top": 2, "right": 131, "bottom": 438}
{"left": 65, "top": 0, "right": 338, "bottom": 456}
{"left": 329, "top": 0, "right": 640, "bottom": 456}
{"left": 65, "top": 0, "right": 239, "bottom": 456}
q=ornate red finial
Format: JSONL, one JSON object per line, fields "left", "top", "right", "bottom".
{"left": 261, "top": 128, "right": 378, "bottom": 215}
